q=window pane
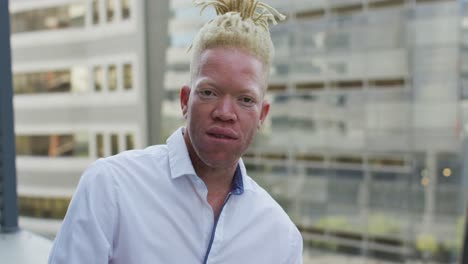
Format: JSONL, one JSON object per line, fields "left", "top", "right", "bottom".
{"left": 15, "top": 133, "right": 89, "bottom": 157}
{"left": 71, "top": 66, "right": 88, "bottom": 93}
{"left": 123, "top": 63, "right": 133, "bottom": 90}
{"left": 107, "top": 0, "right": 115, "bottom": 22}
{"left": 18, "top": 196, "right": 71, "bottom": 219}
{"left": 92, "top": 0, "right": 99, "bottom": 25}
{"left": 122, "top": 0, "right": 131, "bottom": 19}
{"left": 111, "top": 134, "right": 119, "bottom": 155}
{"left": 94, "top": 66, "right": 103, "bottom": 92}
{"left": 125, "top": 133, "right": 134, "bottom": 150}
{"left": 96, "top": 134, "right": 104, "bottom": 157}
{"left": 10, "top": 3, "right": 85, "bottom": 34}
{"left": 13, "top": 67, "right": 88, "bottom": 95}
{"left": 108, "top": 65, "right": 117, "bottom": 91}
{"left": 13, "top": 70, "right": 72, "bottom": 94}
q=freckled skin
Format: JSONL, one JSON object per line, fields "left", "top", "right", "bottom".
{"left": 180, "top": 47, "right": 270, "bottom": 172}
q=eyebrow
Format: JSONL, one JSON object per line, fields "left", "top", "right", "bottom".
{"left": 195, "top": 77, "right": 262, "bottom": 98}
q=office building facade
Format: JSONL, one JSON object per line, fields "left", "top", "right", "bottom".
{"left": 164, "top": 0, "right": 466, "bottom": 262}
{"left": 9, "top": 0, "right": 468, "bottom": 262}
{"left": 9, "top": 0, "right": 170, "bottom": 237}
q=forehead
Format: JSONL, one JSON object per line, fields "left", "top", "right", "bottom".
{"left": 195, "top": 47, "right": 266, "bottom": 93}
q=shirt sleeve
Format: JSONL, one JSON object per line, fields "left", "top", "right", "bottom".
{"left": 285, "top": 224, "right": 303, "bottom": 264}
{"left": 48, "top": 160, "right": 118, "bottom": 264}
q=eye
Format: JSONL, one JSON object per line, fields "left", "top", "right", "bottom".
{"left": 239, "top": 96, "right": 255, "bottom": 106}
{"left": 198, "top": 89, "right": 216, "bottom": 99}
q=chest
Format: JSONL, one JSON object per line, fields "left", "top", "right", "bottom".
{"left": 111, "top": 187, "right": 289, "bottom": 264}
{"left": 207, "top": 192, "right": 229, "bottom": 219}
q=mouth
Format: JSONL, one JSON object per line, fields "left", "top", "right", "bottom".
{"left": 207, "top": 133, "right": 236, "bottom": 140}
{"left": 206, "top": 127, "right": 238, "bottom": 140}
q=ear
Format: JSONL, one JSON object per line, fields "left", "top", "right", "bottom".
{"left": 180, "top": 85, "right": 191, "bottom": 119}
{"left": 258, "top": 100, "right": 270, "bottom": 129}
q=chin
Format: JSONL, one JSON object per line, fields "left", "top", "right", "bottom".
{"left": 201, "top": 154, "right": 239, "bottom": 169}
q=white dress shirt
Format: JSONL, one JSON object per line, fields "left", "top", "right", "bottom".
{"left": 48, "top": 128, "right": 303, "bottom": 264}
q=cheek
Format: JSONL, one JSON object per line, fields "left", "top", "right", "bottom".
{"left": 241, "top": 112, "right": 261, "bottom": 134}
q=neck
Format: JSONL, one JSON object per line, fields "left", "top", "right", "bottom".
{"left": 183, "top": 130, "right": 238, "bottom": 218}
{"left": 183, "top": 129, "right": 237, "bottom": 193}
{"left": 194, "top": 162, "right": 236, "bottom": 194}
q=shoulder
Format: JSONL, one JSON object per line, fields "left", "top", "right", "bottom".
{"left": 102, "top": 144, "right": 169, "bottom": 168}
{"left": 79, "top": 144, "right": 170, "bottom": 188}
{"left": 95, "top": 145, "right": 169, "bottom": 174}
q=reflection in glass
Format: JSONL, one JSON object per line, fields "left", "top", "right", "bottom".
{"left": 111, "top": 134, "right": 119, "bottom": 155}
{"left": 14, "top": 70, "right": 71, "bottom": 94}
{"left": 92, "top": 0, "right": 99, "bottom": 25}
{"left": 19, "top": 196, "right": 71, "bottom": 219}
{"left": 96, "top": 134, "right": 104, "bottom": 158}
{"left": 107, "top": 0, "right": 115, "bottom": 22}
{"left": 13, "top": 67, "right": 88, "bottom": 95}
{"left": 108, "top": 65, "right": 117, "bottom": 91}
{"left": 94, "top": 66, "right": 103, "bottom": 92}
{"left": 11, "top": 4, "right": 85, "bottom": 34}
{"left": 123, "top": 63, "right": 133, "bottom": 90}
{"left": 125, "top": 134, "right": 135, "bottom": 150}
{"left": 16, "top": 133, "right": 89, "bottom": 157}
{"left": 122, "top": 0, "right": 131, "bottom": 19}
{"left": 71, "top": 66, "right": 88, "bottom": 93}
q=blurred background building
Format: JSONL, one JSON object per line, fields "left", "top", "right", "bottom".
{"left": 9, "top": 0, "right": 150, "bottom": 237}
{"left": 8, "top": 0, "right": 468, "bottom": 263}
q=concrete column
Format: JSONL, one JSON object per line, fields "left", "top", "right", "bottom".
{"left": 143, "top": 0, "right": 169, "bottom": 145}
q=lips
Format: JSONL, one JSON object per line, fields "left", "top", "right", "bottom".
{"left": 206, "top": 127, "right": 238, "bottom": 140}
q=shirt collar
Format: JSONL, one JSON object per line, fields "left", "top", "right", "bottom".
{"left": 231, "top": 165, "right": 244, "bottom": 195}
{"left": 166, "top": 127, "right": 246, "bottom": 195}
{"left": 167, "top": 127, "right": 197, "bottom": 180}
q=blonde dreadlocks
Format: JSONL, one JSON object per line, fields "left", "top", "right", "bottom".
{"left": 189, "top": 0, "right": 286, "bottom": 89}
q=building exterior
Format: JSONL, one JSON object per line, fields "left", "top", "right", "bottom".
{"left": 255, "top": 0, "right": 465, "bottom": 262}
{"left": 9, "top": 0, "right": 468, "bottom": 263}
{"left": 9, "top": 0, "right": 169, "bottom": 237}
{"left": 164, "top": 0, "right": 466, "bottom": 262}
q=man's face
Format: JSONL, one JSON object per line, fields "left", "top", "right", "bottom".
{"left": 180, "top": 47, "right": 270, "bottom": 170}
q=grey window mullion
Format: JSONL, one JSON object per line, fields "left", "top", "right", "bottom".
{"left": 0, "top": 0, "right": 18, "bottom": 233}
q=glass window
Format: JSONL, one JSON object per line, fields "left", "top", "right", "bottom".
{"left": 108, "top": 65, "right": 117, "bottom": 91}
{"left": 92, "top": 0, "right": 99, "bottom": 25}
{"left": 111, "top": 134, "right": 119, "bottom": 155}
{"left": 125, "top": 133, "right": 135, "bottom": 150}
{"left": 122, "top": 0, "right": 131, "bottom": 20}
{"left": 13, "top": 67, "right": 87, "bottom": 95}
{"left": 292, "top": 59, "right": 324, "bottom": 75}
{"left": 10, "top": 4, "right": 85, "bottom": 34}
{"left": 366, "top": 8, "right": 404, "bottom": 50}
{"left": 94, "top": 66, "right": 103, "bottom": 92}
{"left": 107, "top": 0, "right": 115, "bottom": 22}
{"left": 325, "top": 31, "right": 350, "bottom": 51}
{"left": 123, "top": 63, "right": 133, "bottom": 90}
{"left": 18, "top": 196, "right": 71, "bottom": 219}
{"left": 71, "top": 66, "right": 88, "bottom": 93}
{"left": 96, "top": 133, "right": 104, "bottom": 157}
{"left": 15, "top": 133, "right": 89, "bottom": 157}
{"left": 69, "top": 4, "right": 86, "bottom": 27}
{"left": 13, "top": 70, "right": 72, "bottom": 94}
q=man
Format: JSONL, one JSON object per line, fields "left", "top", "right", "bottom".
{"left": 49, "top": 0, "right": 303, "bottom": 263}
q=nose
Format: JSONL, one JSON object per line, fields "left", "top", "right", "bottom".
{"left": 212, "top": 96, "right": 237, "bottom": 122}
